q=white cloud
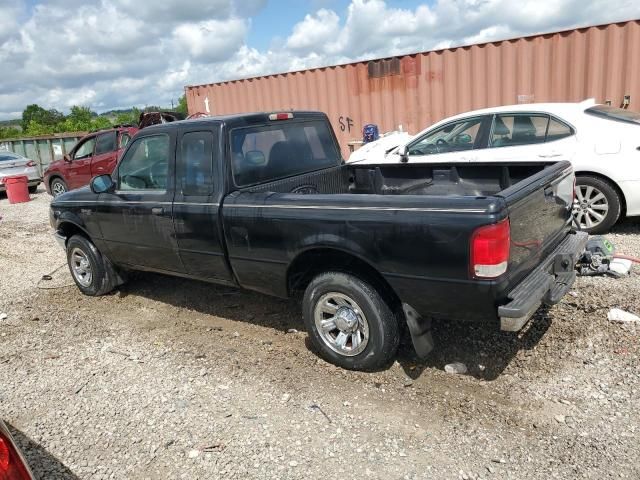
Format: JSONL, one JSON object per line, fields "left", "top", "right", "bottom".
{"left": 173, "top": 18, "right": 247, "bottom": 62}
{"left": 285, "top": 9, "right": 341, "bottom": 53}
{"left": 0, "top": 0, "right": 639, "bottom": 119}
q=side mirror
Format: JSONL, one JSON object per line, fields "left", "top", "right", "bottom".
{"left": 63, "top": 154, "right": 72, "bottom": 163}
{"left": 398, "top": 145, "right": 409, "bottom": 163}
{"left": 90, "top": 174, "right": 115, "bottom": 194}
{"left": 455, "top": 133, "right": 472, "bottom": 145}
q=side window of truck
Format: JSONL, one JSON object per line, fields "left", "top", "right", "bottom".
{"left": 178, "top": 131, "right": 215, "bottom": 196}
{"left": 118, "top": 134, "right": 170, "bottom": 191}
{"left": 230, "top": 120, "right": 340, "bottom": 186}
{"left": 95, "top": 131, "right": 117, "bottom": 155}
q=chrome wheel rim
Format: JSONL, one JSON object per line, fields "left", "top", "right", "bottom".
{"left": 52, "top": 181, "right": 66, "bottom": 196}
{"left": 573, "top": 185, "right": 609, "bottom": 230}
{"left": 70, "top": 247, "right": 92, "bottom": 287}
{"left": 314, "top": 292, "right": 369, "bottom": 357}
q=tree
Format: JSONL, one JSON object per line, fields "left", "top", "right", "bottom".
{"left": 21, "top": 104, "right": 64, "bottom": 131}
{"left": 25, "top": 120, "right": 55, "bottom": 136}
{"left": 0, "top": 126, "right": 21, "bottom": 139}
{"left": 176, "top": 94, "right": 188, "bottom": 116}
{"left": 59, "top": 106, "right": 95, "bottom": 131}
{"left": 114, "top": 107, "right": 141, "bottom": 126}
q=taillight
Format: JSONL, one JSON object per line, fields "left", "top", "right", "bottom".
{"left": 268, "top": 112, "right": 293, "bottom": 121}
{"left": 0, "top": 433, "right": 32, "bottom": 480}
{"left": 25, "top": 161, "right": 36, "bottom": 167}
{"left": 470, "top": 218, "right": 510, "bottom": 278}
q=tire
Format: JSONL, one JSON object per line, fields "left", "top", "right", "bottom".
{"left": 302, "top": 272, "right": 399, "bottom": 370}
{"left": 66, "top": 235, "right": 118, "bottom": 296}
{"left": 28, "top": 185, "right": 38, "bottom": 194}
{"left": 50, "top": 177, "right": 67, "bottom": 197}
{"left": 573, "top": 175, "right": 621, "bottom": 234}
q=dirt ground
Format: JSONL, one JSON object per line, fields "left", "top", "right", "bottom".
{"left": 1, "top": 189, "right": 639, "bottom": 480}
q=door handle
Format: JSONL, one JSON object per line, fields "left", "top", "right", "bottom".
{"left": 538, "top": 153, "right": 561, "bottom": 158}
{"left": 151, "top": 207, "right": 164, "bottom": 215}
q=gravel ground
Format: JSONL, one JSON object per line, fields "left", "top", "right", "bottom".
{"left": 1, "top": 188, "right": 639, "bottom": 480}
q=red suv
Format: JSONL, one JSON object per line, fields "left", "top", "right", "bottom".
{"left": 44, "top": 126, "right": 138, "bottom": 196}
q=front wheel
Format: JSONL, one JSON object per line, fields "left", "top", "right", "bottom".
{"left": 573, "top": 176, "right": 621, "bottom": 234}
{"left": 66, "top": 235, "right": 118, "bottom": 296}
{"left": 50, "top": 178, "right": 67, "bottom": 197}
{"left": 303, "top": 272, "right": 399, "bottom": 370}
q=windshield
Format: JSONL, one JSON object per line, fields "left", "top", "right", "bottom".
{"left": 585, "top": 105, "right": 640, "bottom": 125}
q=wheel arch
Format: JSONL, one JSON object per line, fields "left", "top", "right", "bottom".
{"left": 57, "top": 220, "right": 91, "bottom": 244}
{"left": 286, "top": 247, "right": 401, "bottom": 309}
{"left": 575, "top": 170, "right": 627, "bottom": 216}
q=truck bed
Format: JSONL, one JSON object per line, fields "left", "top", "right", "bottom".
{"left": 225, "top": 160, "right": 575, "bottom": 323}
{"left": 241, "top": 162, "right": 552, "bottom": 197}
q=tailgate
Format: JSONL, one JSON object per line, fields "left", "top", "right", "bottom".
{"left": 499, "top": 161, "right": 575, "bottom": 285}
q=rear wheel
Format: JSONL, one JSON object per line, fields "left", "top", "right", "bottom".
{"left": 66, "top": 235, "right": 118, "bottom": 296}
{"left": 303, "top": 272, "right": 399, "bottom": 370}
{"left": 573, "top": 175, "right": 621, "bottom": 234}
{"left": 50, "top": 178, "right": 67, "bottom": 197}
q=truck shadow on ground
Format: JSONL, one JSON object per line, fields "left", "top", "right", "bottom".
{"left": 121, "top": 272, "right": 551, "bottom": 381}
{"left": 6, "top": 422, "right": 79, "bottom": 480}
{"left": 397, "top": 310, "right": 552, "bottom": 381}
{"left": 121, "top": 272, "right": 302, "bottom": 332}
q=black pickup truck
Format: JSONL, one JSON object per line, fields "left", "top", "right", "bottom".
{"left": 50, "top": 111, "right": 587, "bottom": 370}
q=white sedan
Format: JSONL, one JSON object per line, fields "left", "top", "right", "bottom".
{"left": 349, "top": 100, "right": 640, "bottom": 234}
{"left": 0, "top": 151, "right": 41, "bottom": 193}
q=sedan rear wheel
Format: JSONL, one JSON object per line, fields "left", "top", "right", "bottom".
{"left": 572, "top": 175, "right": 621, "bottom": 234}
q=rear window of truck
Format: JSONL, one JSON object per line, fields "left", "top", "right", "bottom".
{"left": 230, "top": 120, "right": 340, "bottom": 186}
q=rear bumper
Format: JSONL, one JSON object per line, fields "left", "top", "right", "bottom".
{"left": 498, "top": 231, "right": 588, "bottom": 331}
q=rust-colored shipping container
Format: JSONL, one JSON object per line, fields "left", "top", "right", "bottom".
{"left": 185, "top": 20, "right": 640, "bottom": 158}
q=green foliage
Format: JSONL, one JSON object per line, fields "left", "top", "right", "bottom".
{"left": 58, "top": 106, "right": 96, "bottom": 132}
{"left": 113, "top": 107, "right": 141, "bottom": 126}
{"left": 0, "top": 126, "right": 21, "bottom": 139}
{"left": 176, "top": 94, "right": 188, "bottom": 116}
{"left": 14, "top": 97, "right": 186, "bottom": 138}
{"left": 25, "top": 120, "right": 55, "bottom": 136}
{"left": 21, "top": 104, "right": 63, "bottom": 132}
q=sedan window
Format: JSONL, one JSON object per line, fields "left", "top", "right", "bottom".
{"left": 546, "top": 118, "right": 574, "bottom": 142}
{"left": 0, "top": 153, "right": 20, "bottom": 162}
{"left": 491, "top": 114, "right": 548, "bottom": 148}
{"left": 408, "top": 117, "right": 485, "bottom": 156}
{"left": 585, "top": 105, "right": 640, "bottom": 125}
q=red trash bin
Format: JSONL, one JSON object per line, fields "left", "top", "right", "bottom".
{"left": 2, "top": 175, "right": 30, "bottom": 204}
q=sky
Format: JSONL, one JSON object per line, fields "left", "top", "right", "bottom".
{"left": 0, "top": 0, "right": 639, "bottom": 120}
